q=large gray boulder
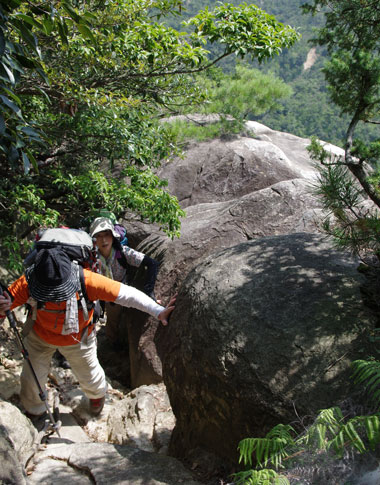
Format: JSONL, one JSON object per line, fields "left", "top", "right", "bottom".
{"left": 135, "top": 177, "right": 323, "bottom": 297}
{"left": 120, "top": 123, "right": 338, "bottom": 387}
{"left": 158, "top": 135, "right": 316, "bottom": 208}
{"left": 124, "top": 177, "right": 323, "bottom": 387}
{"left": 127, "top": 123, "right": 326, "bottom": 301}
{"left": 158, "top": 233, "right": 375, "bottom": 468}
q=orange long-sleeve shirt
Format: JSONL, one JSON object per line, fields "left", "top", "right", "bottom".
{"left": 8, "top": 269, "right": 163, "bottom": 346}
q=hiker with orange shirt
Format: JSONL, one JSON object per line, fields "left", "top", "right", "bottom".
{"left": 0, "top": 248, "right": 175, "bottom": 418}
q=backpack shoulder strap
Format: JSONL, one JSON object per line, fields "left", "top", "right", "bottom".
{"left": 78, "top": 265, "right": 101, "bottom": 325}
{"left": 78, "top": 265, "right": 93, "bottom": 305}
{"left": 113, "top": 239, "right": 128, "bottom": 269}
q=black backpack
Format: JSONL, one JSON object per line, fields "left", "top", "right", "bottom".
{"left": 25, "top": 228, "right": 100, "bottom": 322}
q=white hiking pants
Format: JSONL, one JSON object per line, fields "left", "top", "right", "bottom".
{"left": 20, "top": 329, "right": 107, "bottom": 415}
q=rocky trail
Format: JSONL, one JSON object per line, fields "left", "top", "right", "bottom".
{"left": 0, "top": 313, "right": 219, "bottom": 485}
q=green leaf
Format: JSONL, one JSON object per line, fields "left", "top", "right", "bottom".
{"left": 0, "top": 94, "right": 22, "bottom": 118}
{"left": 13, "top": 53, "right": 37, "bottom": 69}
{"left": 22, "top": 150, "right": 30, "bottom": 173}
{"left": 42, "top": 18, "right": 54, "bottom": 35}
{"left": 0, "top": 61, "right": 15, "bottom": 84}
{"left": 57, "top": 21, "right": 68, "bottom": 45}
{"left": 25, "top": 148, "right": 39, "bottom": 174}
{"left": 18, "top": 125, "right": 41, "bottom": 140}
{"left": 15, "top": 21, "right": 39, "bottom": 53}
{"left": 35, "top": 67, "right": 49, "bottom": 84}
{"left": 8, "top": 145, "right": 19, "bottom": 163}
{"left": 34, "top": 85, "right": 51, "bottom": 104}
{"left": 61, "top": 2, "right": 81, "bottom": 23}
{"left": 2, "top": 53, "right": 24, "bottom": 73}
{"left": 81, "top": 12, "right": 97, "bottom": 22}
{"left": 0, "top": 113, "right": 5, "bottom": 134}
{"left": 13, "top": 13, "right": 44, "bottom": 31}
{"left": 15, "top": 135, "right": 25, "bottom": 148}
{"left": 0, "top": 28, "right": 5, "bottom": 57}
{"left": 77, "top": 24, "right": 96, "bottom": 44}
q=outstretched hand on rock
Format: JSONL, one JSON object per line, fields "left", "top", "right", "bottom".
{"left": 158, "top": 295, "right": 177, "bottom": 326}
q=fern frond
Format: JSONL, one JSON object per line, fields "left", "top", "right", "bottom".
{"left": 299, "top": 407, "right": 343, "bottom": 449}
{"left": 345, "top": 421, "right": 366, "bottom": 453}
{"left": 364, "top": 373, "right": 380, "bottom": 394}
{"left": 351, "top": 359, "right": 380, "bottom": 386}
{"left": 329, "top": 428, "right": 346, "bottom": 457}
{"left": 256, "top": 438, "right": 266, "bottom": 467}
{"left": 364, "top": 414, "right": 380, "bottom": 450}
{"left": 328, "top": 414, "right": 380, "bottom": 455}
{"left": 351, "top": 359, "right": 380, "bottom": 407}
{"left": 318, "top": 407, "right": 344, "bottom": 425}
{"left": 238, "top": 438, "right": 256, "bottom": 466}
{"left": 233, "top": 468, "right": 290, "bottom": 485}
{"left": 371, "top": 389, "right": 380, "bottom": 404}
{"left": 266, "top": 424, "right": 296, "bottom": 441}
{"left": 238, "top": 425, "right": 296, "bottom": 469}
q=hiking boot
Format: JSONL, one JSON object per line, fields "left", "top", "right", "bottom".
{"left": 89, "top": 396, "right": 105, "bottom": 416}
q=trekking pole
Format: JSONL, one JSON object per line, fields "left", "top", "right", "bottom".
{"left": 0, "top": 287, "right": 61, "bottom": 437}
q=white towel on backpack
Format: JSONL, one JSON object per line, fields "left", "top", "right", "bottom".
{"left": 62, "top": 294, "right": 79, "bottom": 335}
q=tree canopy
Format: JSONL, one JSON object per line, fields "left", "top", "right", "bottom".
{"left": 301, "top": 0, "right": 380, "bottom": 260}
{"left": 0, "top": 0, "right": 299, "bottom": 270}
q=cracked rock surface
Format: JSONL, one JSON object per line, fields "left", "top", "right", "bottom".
{"left": 28, "top": 442, "right": 202, "bottom": 484}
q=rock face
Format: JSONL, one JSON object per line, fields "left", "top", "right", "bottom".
{"left": 159, "top": 233, "right": 375, "bottom": 467}
{"left": 0, "top": 378, "right": 194, "bottom": 484}
{"left": 28, "top": 442, "right": 203, "bottom": 485}
{"left": 123, "top": 123, "right": 326, "bottom": 387}
{"left": 0, "top": 400, "right": 37, "bottom": 485}
{"left": 158, "top": 136, "right": 313, "bottom": 208}
{"left": 106, "top": 383, "right": 175, "bottom": 453}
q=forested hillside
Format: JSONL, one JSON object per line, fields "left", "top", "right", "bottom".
{"left": 168, "top": 0, "right": 379, "bottom": 146}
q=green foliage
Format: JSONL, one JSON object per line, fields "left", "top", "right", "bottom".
{"left": 258, "top": 65, "right": 360, "bottom": 147}
{"left": 323, "top": 49, "right": 380, "bottom": 120}
{"left": 308, "top": 137, "right": 380, "bottom": 257}
{"left": 234, "top": 405, "right": 380, "bottom": 484}
{"left": 204, "top": 63, "right": 292, "bottom": 131}
{"left": 0, "top": 0, "right": 299, "bottom": 270}
{"left": 301, "top": 0, "right": 380, "bottom": 127}
{"left": 352, "top": 359, "right": 380, "bottom": 410}
{"left": 168, "top": 63, "right": 293, "bottom": 139}
{"left": 298, "top": 0, "right": 380, "bottom": 261}
{"left": 0, "top": 0, "right": 94, "bottom": 170}
{"left": 165, "top": 0, "right": 380, "bottom": 146}
{"left": 234, "top": 357, "right": 380, "bottom": 484}
{"left": 238, "top": 424, "right": 296, "bottom": 469}
{"left": 234, "top": 469, "right": 289, "bottom": 485}
{"left": 255, "top": 1, "right": 380, "bottom": 145}
{"left": 185, "top": 2, "right": 300, "bottom": 62}
{"left": 166, "top": 118, "right": 232, "bottom": 143}
{"left": 298, "top": 407, "right": 380, "bottom": 457}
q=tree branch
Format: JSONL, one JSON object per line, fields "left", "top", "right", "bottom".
{"left": 90, "top": 52, "right": 232, "bottom": 87}
{"left": 345, "top": 112, "right": 380, "bottom": 209}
